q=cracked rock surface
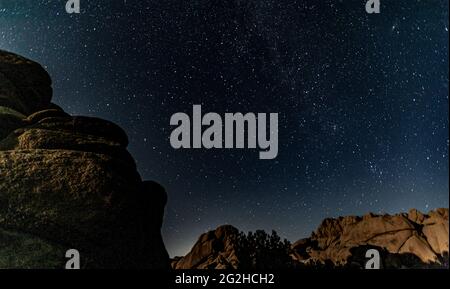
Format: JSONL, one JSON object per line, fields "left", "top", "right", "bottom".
{"left": 292, "top": 208, "right": 449, "bottom": 267}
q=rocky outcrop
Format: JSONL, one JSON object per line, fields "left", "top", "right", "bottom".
{"left": 172, "top": 225, "right": 240, "bottom": 269}
{"left": 174, "top": 209, "right": 449, "bottom": 269}
{"left": 292, "top": 208, "right": 449, "bottom": 268}
{"left": 0, "top": 49, "right": 51, "bottom": 116}
{"left": 0, "top": 50, "right": 169, "bottom": 269}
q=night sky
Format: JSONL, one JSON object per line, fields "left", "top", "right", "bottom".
{"left": 0, "top": 0, "right": 448, "bottom": 257}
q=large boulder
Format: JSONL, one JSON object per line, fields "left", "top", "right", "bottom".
{"left": 0, "top": 116, "right": 132, "bottom": 163}
{"left": 0, "top": 50, "right": 169, "bottom": 269}
{"left": 173, "top": 225, "right": 240, "bottom": 269}
{"left": 292, "top": 209, "right": 449, "bottom": 268}
{"left": 0, "top": 50, "right": 52, "bottom": 115}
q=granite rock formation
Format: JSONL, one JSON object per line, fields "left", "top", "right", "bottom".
{"left": 173, "top": 209, "right": 449, "bottom": 269}
{"left": 292, "top": 208, "right": 449, "bottom": 268}
{"left": 172, "top": 225, "right": 240, "bottom": 269}
{"left": 0, "top": 49, "right": 169, "bottom": 269}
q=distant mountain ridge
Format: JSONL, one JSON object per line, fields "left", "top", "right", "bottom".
{"left": 172, "top": 208, "right": 449, "bottom": 269}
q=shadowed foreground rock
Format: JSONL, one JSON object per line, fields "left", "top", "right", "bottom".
{"left": 0, "top": 49, "right": 169, "bottom": 269}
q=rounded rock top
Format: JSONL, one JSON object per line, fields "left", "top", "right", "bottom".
{"left": 0, "top": 49, "right": 52, "bottom": 115}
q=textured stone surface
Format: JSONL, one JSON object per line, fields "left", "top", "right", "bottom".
{"left": 173, "top": 225, "right": 240, "bottom": 269}
{"left": 0, "top": 49, "right": 169, "bottom": 269}
{"left": 0, "top": 50, "right": 52, "bottom": 115}
{"left": 292, "top": 208, "right": 449, "bottom": 267}
{"left": 0, "top": 228, "right": 67, "bottom": 269}
{"left": 25, "top": 109, "right": 69, "bottom": 124}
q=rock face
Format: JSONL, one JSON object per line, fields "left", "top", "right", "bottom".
{"left": 174, "top": 209, "right": 449, "bottom": 269}
{"left": 292, "top": 208, "right": 449, "bottom": 268}
{"left": 0, "top": 50, "right": 169, "bottom": 269}
{"left": 172, "top": 225, "right": 240, "bottom": 269}
{"left": 0, "top": 50, "right": 51, "bottom": 116}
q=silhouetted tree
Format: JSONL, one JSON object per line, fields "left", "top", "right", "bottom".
{"left": 234, "top": 229, "right": 294, "bottom": 269}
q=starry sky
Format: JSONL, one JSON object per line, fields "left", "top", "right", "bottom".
{"left": 0, "top": 0, "right": 448, "bottom": 257}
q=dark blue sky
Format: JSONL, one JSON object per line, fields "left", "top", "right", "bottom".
{"left": 1, "top": 0, "right": 448, "bottom": 257}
